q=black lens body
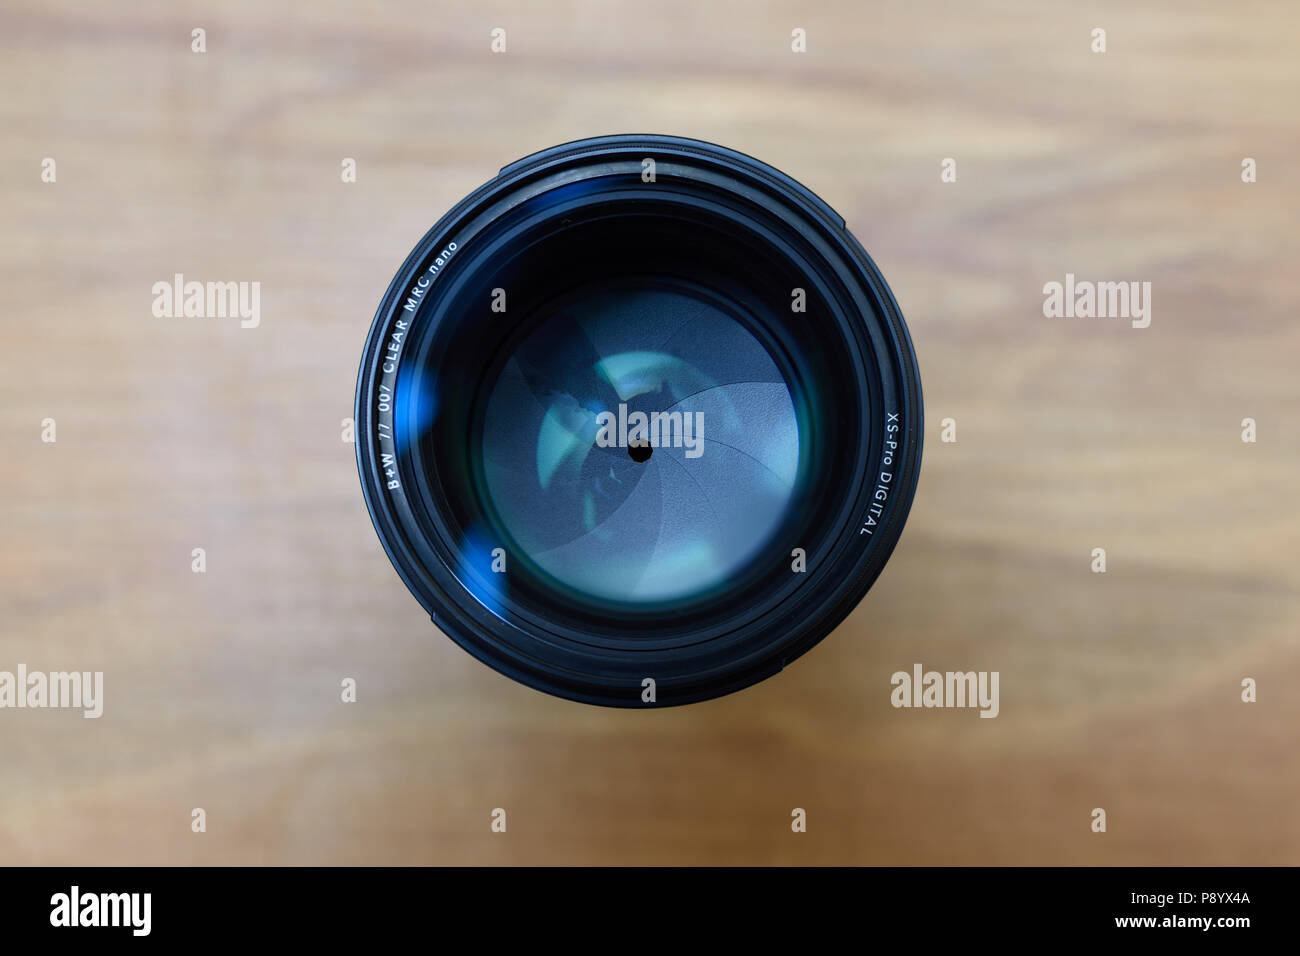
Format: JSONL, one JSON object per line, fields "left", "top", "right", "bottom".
{"left": 356, "top": 135, "right": 922, "bottom": 706}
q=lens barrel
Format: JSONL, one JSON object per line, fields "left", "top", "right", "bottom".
{"left": 356, "top": 135, "right": 922, "bottom": 706}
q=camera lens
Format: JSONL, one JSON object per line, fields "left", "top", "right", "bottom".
{"left": 356, "top": 135, "right": 922, "bottom": 706}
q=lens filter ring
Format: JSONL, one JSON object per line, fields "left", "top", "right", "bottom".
{"left": 356, "top": 135, "right": 922, "bottom": 706}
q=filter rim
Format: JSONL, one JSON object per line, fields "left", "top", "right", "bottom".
{"left": 355, "top": 134, "right": 923, "bottom": 707}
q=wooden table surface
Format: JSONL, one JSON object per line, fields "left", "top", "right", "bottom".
{"left": 1, "top": 0, "right": 1297, "bottom": 864}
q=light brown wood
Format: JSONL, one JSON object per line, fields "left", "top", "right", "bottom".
{"left": 1, "top": 0, "right": 1297, "bottom": 864}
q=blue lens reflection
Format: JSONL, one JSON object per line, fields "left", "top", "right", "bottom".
{"left": 480, "top": 286, "right": 799, "bottom": 607}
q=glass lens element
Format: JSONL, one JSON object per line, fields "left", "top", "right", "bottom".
{"left": 479, "top": 283, "right": 799, "bottom": 609}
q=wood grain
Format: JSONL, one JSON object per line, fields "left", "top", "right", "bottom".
{"left": 1, "top": 0, "right": 1297, "bottom": 864}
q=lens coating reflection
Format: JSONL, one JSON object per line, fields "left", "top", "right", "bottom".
{"left": 480, "top": 285, "right": 799, "bottom": 609}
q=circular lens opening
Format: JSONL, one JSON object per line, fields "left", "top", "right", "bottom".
{"left": 478, "top": 279, "right": 801, "bottom": 610}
